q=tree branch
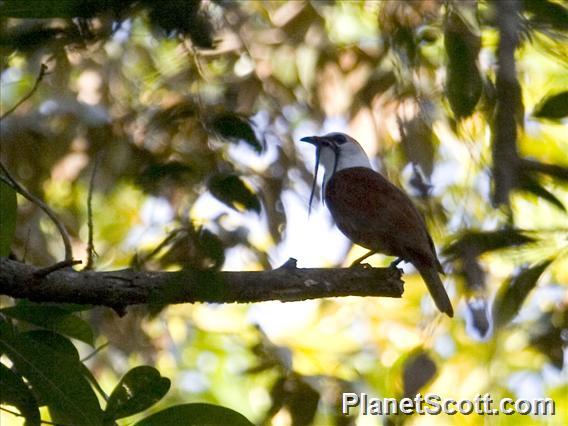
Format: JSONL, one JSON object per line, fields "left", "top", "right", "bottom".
{"left": 0, "top": 63, "right": 48, "bottom": 121}
{"left": 0, "top": 258, "right": 404, "bottom": 309}
{"left": 0, "top": 165, "right": 74, "bottom": 262}
{"left": 492, "top": 0, "right": 522, "bottom": 209}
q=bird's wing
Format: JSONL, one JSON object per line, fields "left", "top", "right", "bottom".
{"left": 325, "top": 167, "right": 438, "bottom": 265}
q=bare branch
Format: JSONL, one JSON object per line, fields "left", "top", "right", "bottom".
{"left": 0, "top": 165, "right": 74, "bottom": 261}
{"left": 0, "top": 63, "right": 48, "bottom": 121}
{"left": 0, "top": 258, "right": 404, "bottom": 309}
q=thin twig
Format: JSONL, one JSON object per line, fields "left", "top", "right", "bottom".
{"left": 33, "top": 259, "right": 82, "bottom": 278}
{"left": 0, "top": 165, "right": 74, "bottom": 261}
{"left": 84, "top": 152, "right": 103, "bottom": 270}
{"left": 0, "top": 63, "right": 48, "bottom": 121}
{"left": 81, "top": 341, "right": 109, "bottom": 363}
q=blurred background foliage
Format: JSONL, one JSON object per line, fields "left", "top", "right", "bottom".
{"left": 1, "top": 0, "right": 567, "bottom": 425}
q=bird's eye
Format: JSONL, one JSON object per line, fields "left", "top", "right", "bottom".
{"left": 333, "top": 134, "right": 347, "bottom": 144}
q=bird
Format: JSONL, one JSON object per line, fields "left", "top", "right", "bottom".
{"left": 300, "top": 132, "right": 453, "bottom": 317}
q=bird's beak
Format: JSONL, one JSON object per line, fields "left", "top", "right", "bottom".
{"left": 300, "top": 136, "right": 322, "bottom": 145}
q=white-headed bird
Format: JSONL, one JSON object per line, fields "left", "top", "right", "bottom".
{"left": 301, "top": 132, "right": 453, "bottom": 317}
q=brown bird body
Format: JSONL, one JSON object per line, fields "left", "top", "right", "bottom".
{"left": 301, "top": 132, "right": 453, "bottom": 317}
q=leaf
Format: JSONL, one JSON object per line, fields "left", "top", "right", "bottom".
{"left": 355, "top": 71, "right": 397, "bottom": 105}
{"left": 493, "top": 260, "right": 553, "bottom": 328}
{"left": 0, "top": 180, "right": 17, "bottom": 257}
{"left": 523, "top": 0, "right": 568, "bottom": 33}
{"left": 518, "top": 173, "right": 566, "bottom": 211}
{"left": 268, "top": 375, "right": 319, "bottom": 426}
{"left": 143, "top": 0, "right": 215, "bottom": 48}
{"left": 443, "top": 229, "right": 535, "bottom": 259}
{"left": 134, "top": 403, "right": 254, "bottom": 426}
{"left": 444, "top": 9, "right": 482, "bottom": 118}
{"left": 0, "top": 362, "right": 41, "bottom": 426}
{"left": 402, "top": 350, "right": 437, "bottom": 398}
{"left": 208, "top": 173, "right": 261, "bottom": 214}
{"left": 400, "top": 115, "right": 437, "bottom": 178}
{"left": 197, "top": 229, "right": 225, "bottom": 270}
{"left": 137, "top": 162, "right": 195, "bottom": 191}
{"left": 1, "top": 303, "right": 94, "bottom": 346}
{"left": 104, "top": 366, "right": 171, "bottom": 422}
{"left": 530, "top": 308, "right": 567, "bottom": 370}
{"left": 0, "top": 328, "right": 103, "bottom": 425}
{"left": 211, "top": 113, "right": 263, "bottom": 153}
{"left": 532, "top": 91, "right": 568, "bottom": 120}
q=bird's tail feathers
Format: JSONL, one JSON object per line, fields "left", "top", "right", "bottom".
{"left": 417, "top": 265, "right": 453, "bottom": 317}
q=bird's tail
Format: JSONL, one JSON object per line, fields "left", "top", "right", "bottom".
{"left": 417, "top": 265, "right": 454, "bottom": 317}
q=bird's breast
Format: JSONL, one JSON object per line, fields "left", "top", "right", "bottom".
{"left": 324, "top": 167, "right": 397, "bottom": 252}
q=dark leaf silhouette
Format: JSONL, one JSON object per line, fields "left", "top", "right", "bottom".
{"left": 0, "top": 328, "right": 103, "bottom": 425}
{"left": 402, "top": 350, "right": 437, "bottom": 398}
{"left": 533, "top": 91, "right": 568, "bottom": 120}
{"left": 523, "top": 0, "right": 568, "bottom": 32}
{"left": 211, "top": 113, "right": 263, "bottom": 153}
{"left": 208, "top": 173, "right": 261, "bottom": 214}
{"left": 530, "top": 307, "right": 568, "bottom": 370}
{"left": 266, "top": 375, "right": 320, "bottom": 426}
{"left": 443, "top": 229, "right": 535, "bottom": 259}
{"left": 444, "top": 8, "right": 482, "bottom": 118}
{"left": 105, "top": 366, "right": 171, "bottom": 422}
{"left": 135, "top": 403, "right": 254, "bottom": 426}
{"left": 137, "top": 162, "right": 195, "bottom": 192}
{"left": 518, "top": 173, "right": 566, "bottom": 211}
{"left": 493, "top": 260, "right": 553, "bottom": 328}
{"left": 0, "top": 362, "right": 41, "bottom": 426}
{"left": 1, "top": 302, "right": 94, "bottom": 346}
{"left": 142, "top": 0, "right": 215, "bottom": 48}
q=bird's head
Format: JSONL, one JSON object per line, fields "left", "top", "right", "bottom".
{"left": 300, "top": 132, "right": 371, "bottom": 212}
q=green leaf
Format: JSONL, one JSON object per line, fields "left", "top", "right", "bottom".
{"left": 443, "top": 229, "right": 535, "bottom": 259}
{"left": 0, "top": 362, "right": 41, "bottom": 426}
{"left": 533, "top": 91, "right": 568, "bottom": 120}
{"left": 0, "top": 328, "right": 103, "bottom": 425}
{"left": 493, "top": 260, "right": 553, "bottom": 328}
{"left": 1, "top": 303, "right": 94, "bottom": 346}
{"left": 104, "top": 366, "right": 171, "bottom": 422}
{"left": 134, "top": 403, "right": 254, "bottom": 426}
{"left": 0, "top": 180, "right": 17, "bottom": 257}
{"left": 211, "top": 113, "right": 263, "bottom": 153}
{"left": 208, "top": 173, "right": 261, "bottom": 214}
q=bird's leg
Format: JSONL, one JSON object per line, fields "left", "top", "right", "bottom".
{"left": 350, "top": 250, "right": 377, "bottom": 267}
{"left": 389, "top": 258, "right": 404, "bottom": 269}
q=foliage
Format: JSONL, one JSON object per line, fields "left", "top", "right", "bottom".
{"left": 1, "top": 0, "right": 567, "bottom": 425}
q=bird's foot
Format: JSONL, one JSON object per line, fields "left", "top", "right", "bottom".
{"left": 350, "top": 250, "right": 377, "bottom": 267}
{"left": 351, "top": 262, "right": 372, "bottom": 269}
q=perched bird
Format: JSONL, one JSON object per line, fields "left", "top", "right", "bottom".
{"left": 301, "top": 132, "right": 453, "bottom": 317}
